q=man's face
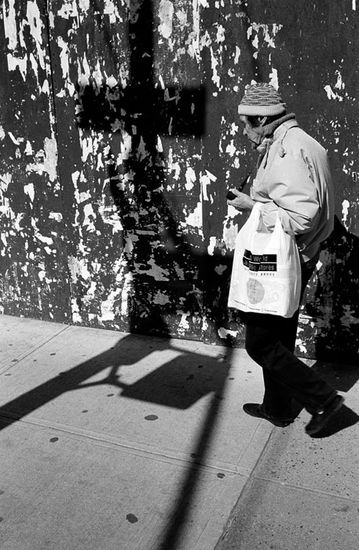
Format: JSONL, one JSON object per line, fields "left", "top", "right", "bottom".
{"left": 239, "top": 115, "right": 261, "bottom": 149}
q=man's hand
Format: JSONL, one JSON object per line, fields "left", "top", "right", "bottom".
{"left": 227, "top": 189, "right": 255, "bottom": 211}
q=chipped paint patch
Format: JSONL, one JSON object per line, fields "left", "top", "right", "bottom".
{"left": 185, "top": 200, "right": 203, "bottom": 229}
{"left": 104, "top": 0, "right": 122, "bottom": 24}
{"left": 200, "top": 170, "right": 217, "bottom": 202}
{"left": 269, "top": 67, "right": 279, "bottom": 90}
{"left": 158, "top": 0, "right": 174, "bottom": 39}
{"left": 324, "top": 85, "right": 344, "bottom": 102}
{"left": 185, "top": 166, "right": 196, "bottom": 190}
{"left": 207, "top": 236, "right": 216, "bottom": 255}
{"left": 342, "top": 199, "right": 350, "bottom": 229}
{"left": 26, "top": 137, "right": 58, "bottom": 182}
{"left": 24, "top": 183, "right": 35, "bottom": 203}
{"left": 247, "top": 23, "right": 283, "bottom": 58}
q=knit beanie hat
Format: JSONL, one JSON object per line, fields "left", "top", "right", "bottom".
{"left": 238, "top": 83, "right": 286, "bottom": 116}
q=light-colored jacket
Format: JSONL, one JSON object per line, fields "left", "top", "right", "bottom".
{"left": 250, "top": 119, "right": 334, "bottom": 263}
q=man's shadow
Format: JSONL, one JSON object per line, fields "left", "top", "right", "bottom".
{"left": 297, "top": 216, "right": 359, "bottom": 437}
{"left": 304, "top": 216, "right": 359, "bottom": 364}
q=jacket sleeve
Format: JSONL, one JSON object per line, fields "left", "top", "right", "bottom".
{"left": 259, "top": 150, "right": 320, "bottom": 235}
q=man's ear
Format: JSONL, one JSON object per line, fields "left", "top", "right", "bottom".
{"left": 258, "top": 116, "right": 268, "bottom": 127}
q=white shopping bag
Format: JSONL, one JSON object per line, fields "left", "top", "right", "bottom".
{"left": 228, "top": 202, "right": 301, "bottom": 317}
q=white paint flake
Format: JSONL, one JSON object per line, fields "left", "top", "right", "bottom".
{"left": 247, "top": 23, "right": 283, "bottom": 60}
{"left": 3, "top": 0, "right": 50, "bottom": 84}
{"left": 104, "top": 0, "right": 121, "bottom": 24}
{"left": 188, "top": 0, "right": 201, "bottom": 62}
{"left": 185, "top": 166, "right": 196, "bottom": 190}
{"left": 0, "top": 173, "right": 12, "bottom": 192}
{"left": 24, "top": 183, "right": 35, "bottom": 203}
{"left": 168, "top": 148, "right": 181, "bottom": 180}
{"left": 324, "top": 85, "right": 344, "bottom": 102}
{"left": 216, "top": 24, "right": 225, "bottom": 43}
{"left": 79, "top": 0, "right": 90, "bottom": 14}
{"left": 83, "top": 203, "right": 96, "bottom": 232}
{"left": 269, "top": 67, "right": 279, "bottom": 90}
{"left": 185, "top": 200, "right": 202, "bottom": 228}
{"left": 158, "top": 0, "right": 174, "bottom": 39}
{"left": 207, "top": 236, "right": 217, "bottom": 255}
{"left": 342, "top": 199, "right": 350, "bottom": 229}
{"left": 26, "top": 1, "right": 46, "bottom": 70}
{"left": 68, "top": 256, "right": 91, "bottom": 283}
{"left": 26, "top": 137, "right": 58, "bottom": 182}
{"left": 101, "top": 291, "right": 117, "bottom": 321}
{"left": 200, "top": 170, "right": 217, "bottom": 202}
{"left": 49, "top": 212, "right": 63, "bottom": 222}
{"left": 2, "top": 0, "right": 18, "bottom": 50}
{"left": 176, "top": 9, "right": 187, "bottom": 29}
{"left": 178, "top": 313, "right": 190, "bottom": 332}
{"left": 234, "top": 46, "right": 241, "bottom": 65}
{"left": 210, "top": 47, "right": 221, "bottom": 89}
{"left": 334, "top": 70, "right": 345, "bottom": 90}
{"left": 225, "top": 140, "right": 236, "bottom": 157}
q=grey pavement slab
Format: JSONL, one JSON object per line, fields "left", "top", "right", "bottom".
{"left": 215, "top": 475, "right": 359, "bottom": 550}
{"left": 216, "top": 363, "right": 359, "bottom": 550}
{"left": 0, "top": 315, "right": 67, "bottom": 374}
{"left": 0, "top": 315, "right": 272, "bottom": 550}
{"left": 0, "top": 418, "right": 247, "bottom": 550}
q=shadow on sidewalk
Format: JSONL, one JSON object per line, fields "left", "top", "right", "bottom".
{"left": 307, "top": 361, "right": 359, "bottom": 438}
{"left": 289, "top": 360, "right": 359, "bottom": 438}
{"left": 0, "top": 333, "right": 232, "bottom": 418}
{"left": 0, "top": 331, "right": 233, "bottom": 549}
{"left": 308, "top": 404, "right": 359, "bottom": 439}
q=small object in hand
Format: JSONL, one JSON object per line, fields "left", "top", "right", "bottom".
{"left": 226, "top": 190, "right": 237, "bottom": 200}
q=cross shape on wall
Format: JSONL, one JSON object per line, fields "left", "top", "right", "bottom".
{"left": 77, "top": 0, "right": 206, "bottom": 176}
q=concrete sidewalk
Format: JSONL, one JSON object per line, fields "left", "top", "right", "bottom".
{"left": 0, "top": 315, "right": 358, "bottom": 550}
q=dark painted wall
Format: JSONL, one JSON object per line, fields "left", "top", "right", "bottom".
{"left": 1, "top": 0, "right": 358, "bottom": 361}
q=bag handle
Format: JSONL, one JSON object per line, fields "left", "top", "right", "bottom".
{"left": 268, "top": 211, "right": 295, "bottom": 252}
{"left": 250, "top": 201, "right": 263, "bottom": 231}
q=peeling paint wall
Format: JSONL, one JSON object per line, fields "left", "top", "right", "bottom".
{"left": 1, "top": 0, "right": 358, "bottom": 361}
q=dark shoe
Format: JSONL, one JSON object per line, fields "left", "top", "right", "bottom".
{"left": 305, "top": 395, "right": 344, "bottom": 436}
{"left": 243, "top": 403, "right": 294, "bottom": 427}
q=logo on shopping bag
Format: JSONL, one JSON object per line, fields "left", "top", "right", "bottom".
{"left": 247, "top": 278, "right": 265, "bottom": 304}
{"left": 243, "top": 250, "right": 277, "bottom": 272}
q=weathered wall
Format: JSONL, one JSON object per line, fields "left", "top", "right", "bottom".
{"left": 1, "top": 0, "right": 358, "bottom": 361}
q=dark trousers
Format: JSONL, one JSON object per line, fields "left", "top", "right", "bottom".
{"left": 244, "top": 262, "right": 336, "bottom": 417}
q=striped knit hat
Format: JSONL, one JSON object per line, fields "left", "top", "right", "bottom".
{"left": 238, "top": 83, "right": 286, "bottom": 116}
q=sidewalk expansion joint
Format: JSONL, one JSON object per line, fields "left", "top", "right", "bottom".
{"left": 250, "top": 473, "right": 359, "bottom": 503}
{"left": 0, "top": 324, "right": 71, "bottom": 375}
{"left": 0, "top": 408, "right": 252, "bottom": 478}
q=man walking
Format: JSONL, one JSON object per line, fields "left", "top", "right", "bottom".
{"left": 228, "top": 82, "right": 343, "bottom": 436}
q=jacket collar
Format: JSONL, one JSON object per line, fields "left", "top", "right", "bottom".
{"left": 256, "top": 117, "right": 298, "bottom": 168}
{"left": 273, "top": 118, "right": 298, "bottom": 141}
